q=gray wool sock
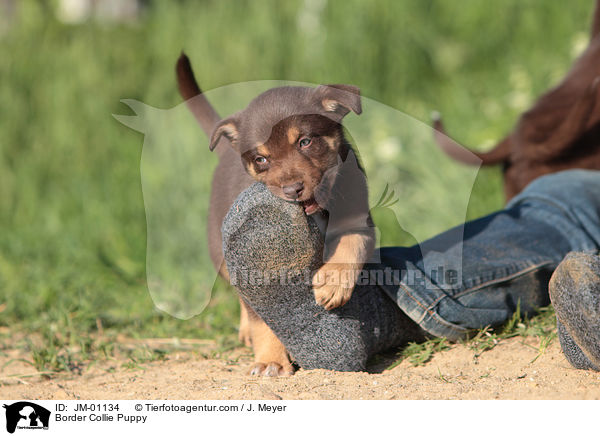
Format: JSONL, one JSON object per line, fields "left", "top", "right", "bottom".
{"left": 221, "top": 182, "right": 424, "bottom": 372}
{"left": 549, "top": 251, "right": 600, "bottom": 371}
{"left": 555, "top": 320, "right": 599, "bottom": 370}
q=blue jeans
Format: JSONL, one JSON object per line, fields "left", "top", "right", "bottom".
{"left": 378, "top": 170, "right": 600, "bottom": 341}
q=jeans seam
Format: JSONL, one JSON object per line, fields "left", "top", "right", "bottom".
{"left": 398, "top": 281, "right": 433, "bottom": 323}
{"left": 451, "top": 260, "right": 555, "bottom": 300}
{"left": 398, "top": 282, "right": 466, "bottom": 334}
{"left": 507, "top": 194, "right": 573, "bottom": 218}
{"left": 428, "top": 294, "right": 447, "bottom": 310}
{"left": 509, "top": 193, "right": 598, "bottom": 251}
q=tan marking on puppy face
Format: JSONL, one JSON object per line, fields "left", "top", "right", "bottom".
{"left": 323, "top": 135, "right": 337, "bottom": 150}
{"left": 255, "top": 144, "right": 270, "bottom": 157}
{"left": 245, "top": 164, "right": 258, "bottom": 178}
{"left": 287, "top": 126, "right": 300, "bottom": 144}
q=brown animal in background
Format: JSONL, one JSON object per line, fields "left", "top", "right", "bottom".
{"left": 432, "top": 0, "right": 600, "bottom": 200}
{"left": 176, "top": 54, "right": 374, "bottom": 376}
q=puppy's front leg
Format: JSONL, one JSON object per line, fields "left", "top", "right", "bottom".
{"left": 311, "top": 147, "right": 374, "bottom": 310}
{"left": 312, "top": 230, "right": 375, "bottom": 310}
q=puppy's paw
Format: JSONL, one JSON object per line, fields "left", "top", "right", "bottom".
{"left": 313, "top": 283, "right": 353, "bottom": 310}
{"left": 249, "top": 362, "right": 294, "bottom": 377}
{"left": 312, "top": 262, "right": 358, "bottom": 310}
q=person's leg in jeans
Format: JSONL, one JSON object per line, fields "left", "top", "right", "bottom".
{"left": 222, "top": 170, "right": 600, "bottom": 371}
{"left": 378, "top": 169, "right": 600, "bottom": 341}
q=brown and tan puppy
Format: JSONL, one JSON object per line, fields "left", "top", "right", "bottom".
{"left": 432, "top": 0, "right": 600, "bottom": 201}
{"left": 176, "top": 54, "right": 374, "bottom": 376}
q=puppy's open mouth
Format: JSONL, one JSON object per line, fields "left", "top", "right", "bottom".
{"left": 300, "top": 197, "right": 320, "bottom": 215}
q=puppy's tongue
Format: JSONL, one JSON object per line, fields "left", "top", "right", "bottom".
{"left": 302, "top": 198, "right": 320, "bottom": 215}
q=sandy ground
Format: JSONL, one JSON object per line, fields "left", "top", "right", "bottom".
{"left": 2, "top": 336, "right": 600, "bottom": 400}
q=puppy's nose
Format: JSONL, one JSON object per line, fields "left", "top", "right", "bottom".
{"left": 282, "top": 182, "right": 304, "bottom": 200}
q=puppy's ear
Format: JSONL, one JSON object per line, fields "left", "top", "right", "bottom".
{"left": 209, "top": 117, "right": 239, "bottom": 151}
{"left": 314, "top": 84, "right": 362, "bottom": 117}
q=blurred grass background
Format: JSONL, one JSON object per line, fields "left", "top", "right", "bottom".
{"left": 0, "top": 0, "right": 594, "bottom": 369}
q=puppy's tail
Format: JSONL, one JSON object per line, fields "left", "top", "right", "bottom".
{"left": 431, "top": 112, "right": 511, "bottom": 166}
{"left": 176, "top": 52, "right": 222, "bottom": 138}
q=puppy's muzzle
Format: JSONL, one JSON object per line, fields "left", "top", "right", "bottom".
{"left": 282, "top": 182, "right": 304, "bottom": 200}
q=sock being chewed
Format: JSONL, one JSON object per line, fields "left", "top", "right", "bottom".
{"left": 221, "top": 182, "right": 423, "bottom": 371}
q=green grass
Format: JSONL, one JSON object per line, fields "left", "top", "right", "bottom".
{"left": 0, "top": 0, "right": 592, "bottom": 374}
{"left": 387, "top": 304, "right": 558, "bottom": 369}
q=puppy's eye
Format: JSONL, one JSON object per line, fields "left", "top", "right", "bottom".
{"left": 298, "top": 137, "right": 312, "bottom": 148}
{"left": 254, "top": 156, "right": 268, "bottom": 164}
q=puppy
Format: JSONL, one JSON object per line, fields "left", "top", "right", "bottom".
{"left": 176, "top": 54, "right": 374, "bottom": 376}
{"left": 432, "top": 0, "right": 600, "bottom": 200}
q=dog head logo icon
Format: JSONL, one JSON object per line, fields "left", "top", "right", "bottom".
{"left": 3, "top": 402, "right": 50, "bottom": 434}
